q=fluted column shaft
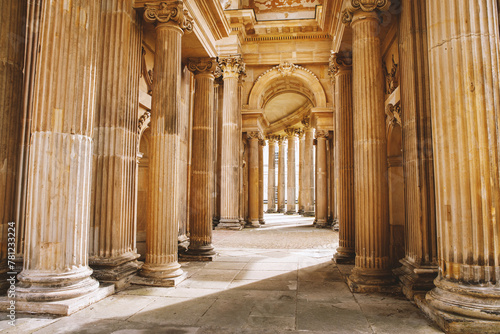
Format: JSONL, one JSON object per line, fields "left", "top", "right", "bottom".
{"left": 186, "top": 58, "right": 217, "bottom": 258}
{"left": 298, "top": 131, "right": 305, "bottom": 214}
{"left": 139, "top": 2, "right": 193, "bottom": 282}
{"left": 345, "top": 6, "right": 394, "bottom": 290}
{"left": 331, "top": 55, "right": 355, "bottom": 263}
{"left": 397, "top": 0, "right": 437, "bottom": 299}
{"left": 315, "top": 131, "right": 328, "bottom": 227}
{"left": 258, "top": 139, "right": 265, "bottom": 224}
{"left": 277, "top": 138, "right": 286, "bottom": 213}
{"left": 16, "top": 0, "right": 100, "bottom": 301}
{"left": 89, "top": 0, "right": 141, "bottom": 283}
{"left": 0, "top": 0, "right": 26, "bottom": 287}
{"left": 247, "top": 134, "right": 260, "bottom": 227}
{"left": 218, "top": 57, "right": 245, "bottom": 229}
{"left": 286, "top": 130, "right": 297, "bottom": 214}
{"left": 267, "top": 138, "right": 277, "bottom": 213}
{"left": 303, "top": 127, "right": 315, "bottom": 216}
{"left": 424, "top": 0, "right": 500, "bottom": 321}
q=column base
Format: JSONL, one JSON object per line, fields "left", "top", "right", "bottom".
{"left": 278, "top": 207, "right": 286, "bottom": 213}
{"left": 181, "top": 245, "right": 217, "bottom": 262}
{"left": 395, "top": 258, "right": 437, "bottom": 300}
{"left": 333, "top": 248, "right": 355, "bottom": 264}
{"left": 285, "top": 211, "right": 296, "bottom": 215}
{"left": 0, "top": 283, "right": 114, "bottom": 316}
{"left": 415, "top": 294, "right": 500, "bottom": 334}
{"left": 216, "top": 219, "right": 243, "bottom": 230}
{"left": 302, "top": 211, "right": 315, "bottom": 217}
{"left": 178, "top": 234, "right": 190, "bottom": 253}
{"left": 424, "top": 278, "right": 500, "bottom": 321}
{"left": 266, "top": 209, "right": 277, "bottom": 213}
{"left": 131, "top": 272, "right": 187, "bottom": 287}
{"left": 90, "top": 259, "right": 143, "bottom": 291}
{"left": 315, "top": 219, "right": 329, "bottom": 228}
{"left": 259, "top": 219, "right": 265, "bottom": 225}
{"left": 347, "top": 267, "right": 399, "bottom": 293}
{"left": 16, "top": 267, "right": 100, "bottom": 302}
{"left": 245, "top": 220, "right": 261, "bottom": 228}
{"left": 332, "top": 220, "right": 339, "bottom": 231}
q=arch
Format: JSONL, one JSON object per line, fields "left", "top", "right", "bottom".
{"left": 248, "top": 62, "right": 327, "bottom": 109}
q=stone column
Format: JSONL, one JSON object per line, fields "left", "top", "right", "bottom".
{"left": 258, "top": 139, "right": 265, "bottom": 224}
{"left": 343, "top": 1, "right": 395, "bottom": 291}
{"left": 137, "top": 1, "right": 193, "bottom": 286}
{"left": 396, "top": 0, "right": 437, "bottom": 300}
{"left": 298, "top": 130, "right": 305, "bottom": 214}
{"left": 89, "top": 0, "right": 142, "bottom": 288}
{"left": 247, "top": 132, "right": 260, "bottom": 227}
{"left": 16, "top": 0, "right": 101, "bottom": 303}
{"left": 0, "top": 0, "right": 26, "bottom": 290}
{"left": 302, "top": 118, "right": 315, "bottom": 216}
{"left": 266, "top": 136, "right": 277, "bottom": 213}
{"left": 277, "top": 137, "right": 286, "bottom": 213}
{"left": 285, "top": 128, "right": 297, "bottom": 214}
{"left": 184, "top": 58, "right": 218, "bottom": 260}
{"left": 218, "top": 56, "right": 245, "bottom": 230}
{"left": 330, "top": 53, "right": 355, "bottom": 264}
{"left": 328, "top": 133, "right": 335, "bottom": 224}
{"left": 315, "top": 131, "right": 329, "bottom": 228}
{"left": 418, "top": 0, "right": 500, "bottom": 326}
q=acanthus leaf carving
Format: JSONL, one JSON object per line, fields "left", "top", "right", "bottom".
{"left": 328, "top": 51, "right": 352, "bottom": 79}
{"left": 218, "top": 55, "right": 246, "bottom": 79}
{"left": 385, "top": 102, "right": 402, "bottom": 128}
{"left": 315, "top": 130, "right": 329, "bottom": 139}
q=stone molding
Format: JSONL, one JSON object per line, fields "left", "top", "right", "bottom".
{"left": 329, "top": 51, "right": 352, "bottom": 79}
{"left": 342, "top": 0, "right": 391, "bottom": 23}
{"left": 218, "top": 56, "right": 246, "bottom": 79}
{"left": 143, "top": 1, "right": 193, "bottom": 32}
{"left": 138, "top": 111, "right": 151, "bottom": 136}
{"left": 187, "top": 57, "right": 219, "bottom": 76}
{"left": 255, "top": 62, "right": 319, "bottom": 84}
{"left": 258, "top": 139, "right": 266, "bottom": 146}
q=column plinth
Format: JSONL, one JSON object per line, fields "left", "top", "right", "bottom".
{"left": 343, "top": 3, "right": 396, "bottom": 292}
{"left": 414, "top": 0, "right": 500, "bottom": 330}
{"left": 183, "top": 58, "right": 218, "bottom": 261}
{"left": 14, "top": 0, "right": 102, "bottom": 305}
{"left": 217, "top": 56, "right": 245, "bottom": 230}
{"left": 315, "top": 131, "right": 329, "bottom": 227}
{"left": 285, "top": 128, "right": 297, "bottom": 214}
{"left": 266, "top": 136, "right": 278, "bottom": 213}
{"left": 302, "top": 119, "right": 315, "bottom": 217}
{"left": 246, "top": 133, "right": 261, "bottom": 228}
{"left": 330, "top": 52, "right": 355, "bottom": 264}
{"left": 136, "top": 2, "right": 193, "bottom": 286}
{"left": 277, "top": 137, "right": 286, "bottom": 213}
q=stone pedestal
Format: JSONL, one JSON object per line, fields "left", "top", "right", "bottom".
{"left": 420, "top": 0, "right": 500, "bottom": 330}
{"left": 302, "top": 121, "right": 315, "bottom": 217}
{"left": 315, "top": 131, "right": 329, "bottom": 228}
{"left": 277, "top": 137, "right": 286, "bottom": 213}
{"left": 14, "top": 0, "right": 100, "bottom": 305}
{"left": 89, "top": 0, "right": 142, "bottom": 288}
{"left": 137, "top": 2, "right": 193, "bottom": 286}
{"left": 330, "top": 52, "right": 355, "bottom": 264}
{"left": 343, "top": 1, "right": 396, "bottom": 292}
{"left": 396, "top": 0, "right": 438, "bottom": 299}
{"left": 217, "top": 56, "right": 245, "bottom": 230}
{"left": 246, "top": 133, "right": 261, "bottom": 228}
{"left": 285, "top": 128, "right": 297, "bottom": 214}
{"left": 0, "top": 0, "right": 26, "bottom": 292}
{"left": 184, "top": 58, "right": 218, "bottom": 261}
{"left": 258, "top": 139, "right": 265, "bottom": 224}
{"left": 266, "top": 136, "right": 277, "bottom": 213}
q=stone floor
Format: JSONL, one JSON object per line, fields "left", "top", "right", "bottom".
{"left": 0, "top": 214, "right": 443, "bottom": 333}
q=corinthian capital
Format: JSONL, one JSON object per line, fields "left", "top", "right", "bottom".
{"left": 187, "top": 58, "right": 219, "bottom": 76}
{"left": 329, "top": 51, "right": 352, "bottom": 78}
{"left": 218, "top": 56, "right": 246, "bottom": 79}
{"left": 342, "top": 0, "right": 391, "bottom": 24}
{"left": 144, "top": 1, "right": 194, "bottom": 33}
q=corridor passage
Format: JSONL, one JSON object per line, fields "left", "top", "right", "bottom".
{"left": 0, "top": 214, "right": 441, "bottom": 333}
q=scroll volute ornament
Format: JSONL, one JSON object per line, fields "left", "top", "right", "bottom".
{"left": 144, "top": 1, "right": 194, "bottom": 33}
{"left": 342, "top": 0, "right": 391, "bottom": 23}
{"left": 329, "top": 51, "right": 353, "bottom": 79}
{"left": 187, "top": 58, "right": 219, "bottom": 76}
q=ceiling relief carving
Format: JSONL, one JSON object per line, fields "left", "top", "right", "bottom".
{"left": 244, "top": 0, "right": 322, "bottom": 20}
